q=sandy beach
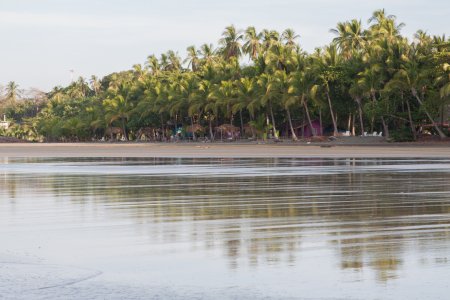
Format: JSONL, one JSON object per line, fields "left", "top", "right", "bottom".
{"left": 0, "top": 143, "right": 450, "bottom": 158}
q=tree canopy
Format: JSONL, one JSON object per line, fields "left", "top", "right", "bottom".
{"left": 1, "top": 10, "right": 449, "bottom": 142}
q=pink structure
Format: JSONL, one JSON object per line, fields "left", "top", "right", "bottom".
{"left": 296, "top": 120, "right": 322, "bottom": 137}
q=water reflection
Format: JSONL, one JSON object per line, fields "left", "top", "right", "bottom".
{"left": 1, "top": 158, "right": 450, "bottom": 291}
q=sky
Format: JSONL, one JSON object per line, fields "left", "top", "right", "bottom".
{"left": 0, "top": 0, "right": 448, "bottom": 92}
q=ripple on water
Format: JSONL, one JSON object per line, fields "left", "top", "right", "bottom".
{"left": 1, "top": 158, "right": 450, "bottom": 299}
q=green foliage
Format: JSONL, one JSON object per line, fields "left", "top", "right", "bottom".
{"left": 2, "top": 10, "right": 449, "bottom": 141}
{"left": 390, "top": 127, "right": 415, "bottom": 142}
{"left": 0, "top": 121, "right": 41, "bottom": 142}
{"left": 249, "top": 115, "right": 270, "bottom": 139}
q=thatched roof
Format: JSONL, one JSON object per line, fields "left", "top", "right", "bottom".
{"left": 243, "top": 124, "right": 262, "bottom": 134}
{"left": 186, "top": 124, "right": 205, "bottom": 133}
{"left": 216, "top": 124, "right": 240, "bottom": 132}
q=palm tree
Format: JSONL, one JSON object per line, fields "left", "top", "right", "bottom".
{"left": 368, "top": 9, "right": 404, "bottom": 42}
{"left": 103, "top": 81, "right": 134, "bottom": 140}
{"left": 199, "top": 44, "right": 218, "bottom": 66}
{"left": 288, "top": 68, "right": 317, "bottom": 137}
{"left": 233, "top": 77, "right": 261, "bottom": 138}
{"left": 4, "top": 81, "right": 21, "bottom": 105}
{"left": 144, "top": 79, "right": 171, "bottom": 138}
{"left": 243, "top": 26, "right": 262, "bottom": 61}
{"left": 331, "top": 19, "right": 366, "bottom": 59}
{"left": 414, "top": 30, "right": 432, "bottom": 47}
{"left": 274, "top": 70, "right": 299, "bottom": 140}
{"left": 5, "top": 16, "right": 449, "bottom": 144}
{"left": 146, "top": 55, "right": 162, "bottom": 76}
{"left": 368, "top": 9, "right": 395, "bottom": 24}
{"left": 311, "top": 45, "right": 340, "bottom": 136}
{"left": 349, "top": 81, "right": 366, "bottom": 136}
{"left": 132, "top": 64, "right": 146, "bottom": 83}
{"left": 357, "top": 63, "right": 390, "bottom": 138}
{"left": 191, "top": 80, "right": 216, "bottom": 140}
{"left": 185, "top": 46, "right": 200, "bottom": 72}
{"left": 160, "top": 53, "right": 170, "bottom": 71}
{"left": 219, "top": 25, "right": 243, "bottom": 60}
{"left": 48, "top": 86, "right": 66, "bottom": 103}
{"left": 281, "top": 29, "right": 300, "bottom": 50}
{"left": 90, "top": 75, "right": 101, "bottom": 96}
{"left": 69, "top": 77, "right": 90, "bottom": 99}
{"left": 167, "top": 50, "right": 182, "bottom": 71}
{"left": 258, "top": 73, "right": 280, "bottom": 139}
{"left": 393, "top": 57, "right": 446, "bottom": 138}
{"left": 166, "top": 73, "right": 199, "bottom": 139}
{"left": 210, "top": 80, "right": 236, "bottom": 125}
{"left": 135, "top": 78, "right": 161, "bottom": 120}
{"left": 184, "top": 75, "right": 201, "bottom": 140}
{"left": 439, "top": 63, "right": 450, "bottom": 99}
{"left": 261, "top": 29, "right": 280, "bottom": 52}
{"left": 265, "top": 43, "right": 297, "bottom": 73}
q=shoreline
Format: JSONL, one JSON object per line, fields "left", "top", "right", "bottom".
{"left": 1, "top": 143, "right": 450, "bottom": 158}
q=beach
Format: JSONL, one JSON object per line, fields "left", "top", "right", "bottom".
{"left": 2, "top": 155, "right": 450, "bottom": 299}
{"left": 0, "top": 142, "right": 450, "bottom": 158}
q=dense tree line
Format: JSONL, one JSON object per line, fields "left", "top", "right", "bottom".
{"left": 1, "top": 9, "right": 449, "bottom": 142}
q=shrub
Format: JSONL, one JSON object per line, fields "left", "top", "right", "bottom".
{"left": 390, "top": 127, "right": 415, "bottom": 142}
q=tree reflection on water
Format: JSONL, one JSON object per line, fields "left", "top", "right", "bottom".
{"left": 1, "top": 158, "right": 450, "bottom": 283}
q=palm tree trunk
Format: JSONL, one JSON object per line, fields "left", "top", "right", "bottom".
{"left": 326, "top": 91, "right": 338, "bottom": 136}
{"left": 121, "top": 118, "right": 128, "bottom": 141}
{"left": 174, "top": 115, "right": 178, "bottom": 140}
{"left": 381, "top": 116, "right": 389, "bottom": 139}
{"left": 347, "top": 113, "right": 352, "bottom": 134}
{"left": 249, "top": 114, "right": 256, "bottom": 138}
{"left": 269, "top": 101, "right": 279, "bottom": 139}
{"left": 286, "top": 107, "right": 298, "bottom": 141}
{"left": 302, "top": 97, "right": 316, "bottom": 137}
{"left": 352, "top": 114, "right": 356, "bottom": 136}
{"left": 209, "top": 116, "right": 214, "bottom": 141}
{"left": 412, "top": 88, "right": 446, "bottom": 139}
{"left": 161, "top": 116, "right": 165, "bottom": 140}
{"left": 370, "top": 99, "right": 375, "bottom": 133}
{"left": 239, "top": 109, "right": 244, "bottom": 139}
{"left": 405, "top": 99, "right": 416, "bottom": 140}
{"left": 370, "top": 91, "right": 389, "bottom": 138}
{"left": 319, "top": 109, "right": 323, "bottom": 136}
{"left": 190, "top": 116, "right": 196, "bottom": 141}
{"left": 355, "top": 96, "right": 364, "bottom": 136}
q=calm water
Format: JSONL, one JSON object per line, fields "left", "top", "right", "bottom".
{"left": 1, "top": 158, "right": 450, "bottom": 299}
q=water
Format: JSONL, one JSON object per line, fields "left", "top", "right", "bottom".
{"left": 1, "top": 158, "right": 450, "bottom": 299}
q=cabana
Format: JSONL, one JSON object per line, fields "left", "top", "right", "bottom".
{"left": 216, "top": 124, "right": 240, "bottom": 141}
{"left": 186, "top": 124, "right": 205, "bottom": 134}
{"left": 293, "top": 120, "right": 322, "bottom": 138}
{"left": 137, "top": 127, "right": 161, "bottom": 141}
{"left": 186, "top": 124, "right": 205, "bottom": 140}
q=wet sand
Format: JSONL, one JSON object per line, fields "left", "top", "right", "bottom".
{"left": 0, "top": 142, "right": 450, "bottom": 158}
{"left": 2, "top": 157, "right": 450, "bottom": 299}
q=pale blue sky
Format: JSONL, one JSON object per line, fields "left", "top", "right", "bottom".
{"left": 1, "top": 0, "right": 448, "bottom": 91}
